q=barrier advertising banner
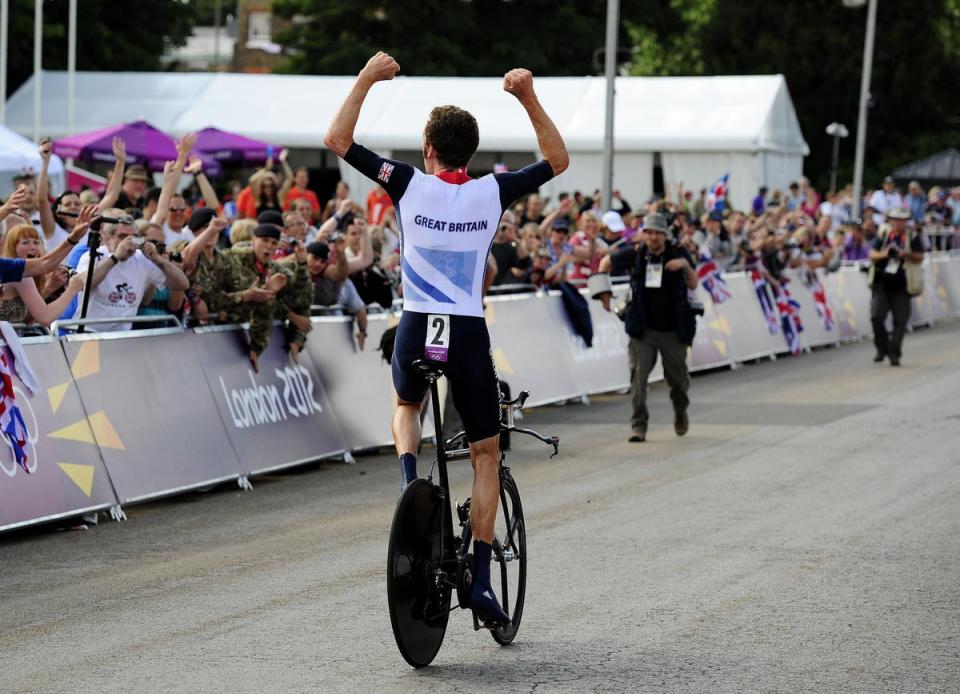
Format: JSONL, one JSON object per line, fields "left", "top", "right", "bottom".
{"left": 61, "top": 331, "right": 245, "bottom": 503}
{"left": 689, "top": 286, "right": 735, "bottom": 371}
{"left": 485, "top": 294, "right": 584, "bottom": 407}
{"left": 194, "top": 326, "right": 348, "bottom": 475}
{"left": 715, "top": 273, "right": 782, "bottom": 361}
{"left": 567, "top": 288, "right": 643, "bottom": 395}
{"left": 305, "top": 316, "right": 400, "bottom": 450}
{"left": 0, "top": 339, "right": 118, "bottom": 532}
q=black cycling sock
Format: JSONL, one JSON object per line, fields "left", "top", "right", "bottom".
{"left": 399, "top": 452, "right": 417, "bottom": 489}
{"left": 473, "top": 540, "right": 492, "bottom": 586}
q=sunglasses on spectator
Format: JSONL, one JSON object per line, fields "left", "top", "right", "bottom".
{"left": 170, "top": 207, "right": 186, "bottom": 213}
{"left": 285, "top": 221, "right": 307, "bottom": 228}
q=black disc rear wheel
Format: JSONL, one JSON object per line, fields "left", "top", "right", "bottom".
{"left": 387, "top": 479, "right": 452, "bottom": 668}
{"left": 491, "top": 471, "right": 526, "bottom": 645}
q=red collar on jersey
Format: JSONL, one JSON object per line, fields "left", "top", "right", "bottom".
{"left": 435, "top": 168, "right": 471, "bottom": 185}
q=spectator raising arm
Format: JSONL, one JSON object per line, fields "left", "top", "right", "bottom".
{"left": 277, "top": 149, "right": 295, "bottom": 206}
{"left": 151, "top": 132, "right": 196, "bottom": 226}
{"left": 346, "top": 223, "right": 374, "bottom": 274}
{"left": 98, "top": 137, "right": 127, "bottom": 211}
{"left": 184, "top": 156, "right": 220, "bottom": 212}
{"left": 141, "top": 238, "right": 190, "bottom": 291}
{"left": 36, "top": 139, "right": 56, "bottom": 241}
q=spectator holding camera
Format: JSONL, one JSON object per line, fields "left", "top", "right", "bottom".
{"left": 72, "top": 208, "right": 190, "bottom": 333}
{"left": 594, "top": 212, "right": 698, "bottom": 443}
{"left": 136, "top": 221, "right": 187, "bottom": 327}
{"left": 867, "top": 207, "right": 924, "bottom": 366}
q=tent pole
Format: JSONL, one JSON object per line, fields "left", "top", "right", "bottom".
{"left": 0, "top": 0, "right": 7, "bottom": 126}
{"left": 33, "top": 0, "right": 42, "bottom": 142}
{"left": 851, "top": 0, "right": 877, "bottom": 220}
{"left": 601, "top": 0, "right": 619, "bottom": 212}
{"left": 67, "top": 0, "right": 76, "bottom": 135}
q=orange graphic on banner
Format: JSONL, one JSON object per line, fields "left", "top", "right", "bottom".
{"left": 47, "top": 411, "right": 125, "bottom": 450}
{"left": 70, "top": 342, "right": 101, "bottom": 380}
{"left": 47, "top": 383, "right": 70, "bottom": 414}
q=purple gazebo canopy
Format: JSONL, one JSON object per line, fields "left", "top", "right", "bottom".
{"left": 193, "top": 127, "right": 279, "bottom": 164}
{"left": 53, "top": 120, "right": 221, "bottom": 176}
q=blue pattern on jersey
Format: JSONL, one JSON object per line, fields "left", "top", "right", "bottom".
{"left": 403, "top": 283, "right": 432, "bottom": 304}
{"left": 413, "top": 246, "right": 477, "bottom": 296}
{"left": 402, "top": 258, "right": 455, "bottom": 304}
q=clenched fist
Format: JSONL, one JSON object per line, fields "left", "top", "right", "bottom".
{"left": 360, "top": 51, "right": 400, "bottom": 85}
{"left": 503, "top": 68, "right": 535, "bottom": 101}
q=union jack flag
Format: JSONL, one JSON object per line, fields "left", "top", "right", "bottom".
{"left": 750, "top": 268, "right": 780, "bottom": 334}
{"left": 0, "top": 353, "right": 29, "bottom": 473}
{"left": 774, "top": 281, "right": 804, "bottom": 355}
{"left": 697, "top": 248, "right": 732, "bottom": 304}
{"left": 802, "top": 269, "right": 834, "bottom": 331}
{"left": 707, "top": 173, "right": 729, "bottom": 212}
{"left": 377, "top": 162, "right": 394, "bottom": 183}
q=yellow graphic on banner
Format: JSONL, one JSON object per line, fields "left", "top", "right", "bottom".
{"left": 709, "top": 315, "right": 732, "bottom": 336}
{"left": 47, "top": 383, "right": 69, "bottom": 414}
{"left": 47, "top": 411, "right": 124, "bottom": 450}
{"left": 492, "top": 347, "right": 514, "bottom": 375}
{"left": 57, "top": 463, "right": 95, "bottom": 497}
{"left": 713, "top": 339, "right": 728, "bottom": 357}
{"left": 70, "top": 341, "right": 101, "bottom": 380}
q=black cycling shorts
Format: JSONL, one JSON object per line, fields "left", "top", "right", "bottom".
{"left": 392, "top": 311, "right": 502, "bottom": 443}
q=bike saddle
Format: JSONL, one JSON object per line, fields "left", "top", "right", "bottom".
{"left": 411, "top": 359, "right": 445, "bottom": 381}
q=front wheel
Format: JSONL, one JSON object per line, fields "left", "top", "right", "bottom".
{"left": 490, "top": 471, "right": 526, "bottom": 645}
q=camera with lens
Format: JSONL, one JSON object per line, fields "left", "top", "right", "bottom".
{"left": 887, "top": 245, "right": 900, "bottom": 259}
{"left": 327, "top": 231, "right": 343, "bottom": 243}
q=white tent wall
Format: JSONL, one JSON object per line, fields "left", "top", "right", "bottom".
{"left": 550, "top": 151, "right": 654, "bottom": 205}
{"left": 660, "top": 151, "right": 763, "bottom": 211}
{"left": 0, "top": 125, "right": 64, "bottom": 198}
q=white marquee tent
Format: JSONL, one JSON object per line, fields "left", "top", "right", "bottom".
{"left": 0, "top": 124, "right": 65, "bottom": 198}
{"left": 7, "top": 71, "right": 808, "bottom": 210}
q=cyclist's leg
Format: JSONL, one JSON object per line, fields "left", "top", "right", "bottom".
{"left": 391, "top": 312, "right": 430, "bottom": 489}
{"left": 447, "top": 317, "right": 509, "bottom": 624}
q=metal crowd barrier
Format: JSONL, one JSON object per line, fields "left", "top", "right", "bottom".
{"left": 2, "top": 255, "right": 959, "bottom": 534}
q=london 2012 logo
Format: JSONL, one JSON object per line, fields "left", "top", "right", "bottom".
{"left": 0, "top": 385, "right": 39, "bottom": 477}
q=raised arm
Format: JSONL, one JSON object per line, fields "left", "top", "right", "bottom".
{"left": 277, "top": 149, "right": 294, "bottom": 204}
{"left": 36, "top": 139, "right": 55, "bottom": 239}
{"left": 14, "top": 272, "right": 86, "bottom": 327}
{"left": 185, "top": 156, "right": 220, "bottom": 212}
{"left": 98, "top": 137, "right": 126, "bottom": 210}
{"left": 503, "top": 69, "right": 569, "bottom": 176}
{"left": 151, "top": 132, "right": 196, "bottom": 226}
{"left": 323, "top": 52, "right": 400, "bottom": 157}
{"left": 346, "top": 225, "right": 374, "bottom": 274}
{"left": 182, "top": 217, "right": 227, "bottom": 269}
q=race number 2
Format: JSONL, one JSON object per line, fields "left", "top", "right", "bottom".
{"left": 425, "top": 314, "right": 451, "bottom": 363}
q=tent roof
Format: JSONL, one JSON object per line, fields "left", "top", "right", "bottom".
{"left": 892, "top": 148, "right": 960, "bottom": 184}
{"left": 7, "top": 71, "right": 808, "bottom": 156}
{"left": 0, "top": 124, "right": 64, "bottom": 176}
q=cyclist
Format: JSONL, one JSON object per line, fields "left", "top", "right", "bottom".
{"left": 324, "top": 52, "right": 568, "bottom": 626}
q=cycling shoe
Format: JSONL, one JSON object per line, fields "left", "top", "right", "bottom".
{"left": 469, "top": 580, "right": 510, "bottom": 627}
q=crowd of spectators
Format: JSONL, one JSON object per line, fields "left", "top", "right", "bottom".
{"left": 0, "top": 134, "right": 957, "bottom": 364}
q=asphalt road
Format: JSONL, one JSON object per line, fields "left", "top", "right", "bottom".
{"left": 2, "top": 323, "right": 959, "bottom": 693}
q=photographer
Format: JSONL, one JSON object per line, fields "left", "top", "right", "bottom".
{"left": 867, "top": 207, "right": 924, "bottom": 366}
{"left": 593, "top": 213, "right": 698, "bottom": 443}
{"left": 72, "top": 208, "right": 190, "bottom": 332}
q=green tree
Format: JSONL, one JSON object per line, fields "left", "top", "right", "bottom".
{"left": 6, "top": 0, "right": 197, "bottom": 97}
{"left": 272, "top": 0, "right": 643, "bottom": 77}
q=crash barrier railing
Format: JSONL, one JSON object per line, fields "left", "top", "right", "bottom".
{"left": 2, "top": 254, "right": 959, "bottom": 534}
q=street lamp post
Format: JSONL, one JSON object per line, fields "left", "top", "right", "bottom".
{"left": 825, "top": 122, "right": 849, "bottom": 195}
{"left": 846, "top": 0, "right": 878, "bottom": 220}
{"left": 600, "top": 0, "right": 619, "bottom": 213}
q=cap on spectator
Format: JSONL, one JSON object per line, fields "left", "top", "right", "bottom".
{"left": 306, "top": 241, "right": 329, "bottom": 260}
{"left": 643, "top": 213, "right": 669, "bottom": 233}
{"left": 601, "top": 210, "right": 626, "bottom": 233}
{"left": 708, "top": 209, "right": 724, "bottom": 222}
{"left": 253, "top": 223, "right": 282, "bottom": 240}
{"left": 12, "top": 169, "right": 35, "bottom": 183}
{"left": 885, "top": 207, "right": 910, "bottom": 220}
{"left": 536, "top": 248, "right": 552, "bottom": 258}
{"left": 552, "top": 217, "right": 571, "bottom": 232}
{"left": 188, "top": 207, "right": 217, "bottom": 232}
{"left": 257, "top": 210, "right": 284, "bottom": 226}
{"left": 124, "top": 165, "right": 150, "bottom": 182}
{"left": 883, "top": 175, "right": 895, "bottom": 184}
{"left": 500, "top": 210, "right": 516, "bottom": 226}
